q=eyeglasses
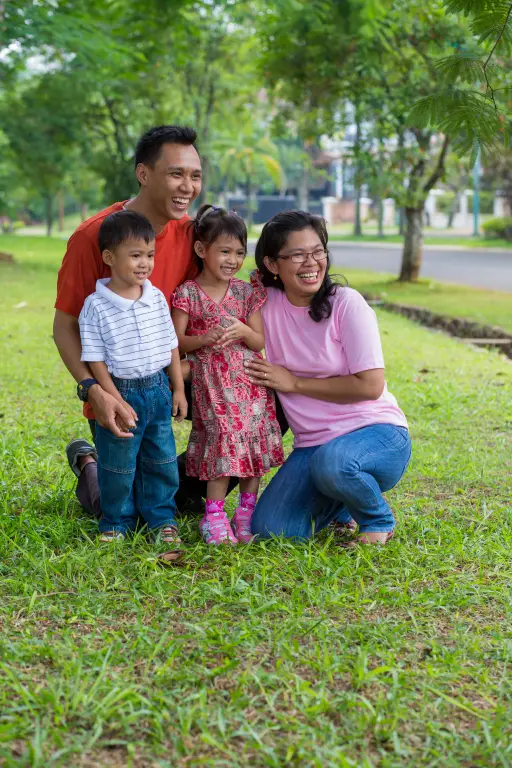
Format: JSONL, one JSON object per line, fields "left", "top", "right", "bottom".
{"left": 276, "top": 248, "right": 327, "bottom": 264}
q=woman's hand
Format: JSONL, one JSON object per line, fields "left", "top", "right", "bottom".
{"left": 245, "top": 358, "right": 297, "bottom": 393}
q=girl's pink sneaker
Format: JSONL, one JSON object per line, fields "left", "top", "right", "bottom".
{"left": 200, "top": 511, "right": 238, "bottom": 545}
{"left": 231, "top": 508, "right": 254, "bottom": 543}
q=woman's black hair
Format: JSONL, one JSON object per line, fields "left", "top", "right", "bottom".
{"left": 254, "top": 210, "right": 344, "bottom": 322}
{"left": 190, "top": 204, "right": 248, "bottom": 271}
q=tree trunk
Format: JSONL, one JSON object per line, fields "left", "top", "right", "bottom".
{"left": 298, "top": 165, "right": 309, "bottom": 211}
{"left": 353, "top": 115, "right": 363, "bottom": 237}
{"left": 246, "top": 177, "right": 255, "bottom": 231}
{"left": 400, "top": 207, "right": 424, "bottom": 281}
{"left": 80, "top": 201, "right": 88, "bottom": 222}
{"left": 58, "top": 190, "right": 65, "bottom": 232}
{"left": 45, "top": 195, "right": 54, "bottom": 237}
{"left": 196, "top": 155, "right": 210, "bottom": 208}
{"left": 376, "top": 195, "right": 384, "bottom": 237}
{"left": 447, "top": 189, "right": 461, "bottom": 229}
{"left": 354, "top": 184, "right": 362, "bottom": 236}
{"left": 398, "top": 207, "right": 405, "bottom": 235}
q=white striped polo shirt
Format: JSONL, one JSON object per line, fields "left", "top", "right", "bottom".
{"left": 79, "top": 278, "right": 178, "bottom": 379}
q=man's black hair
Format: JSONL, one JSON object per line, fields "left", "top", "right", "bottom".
{"left": 134, "top": 125, "right": 198, "bottom": 168}
{"left": 98, "top": 210, "right": 155, "bottom": 253}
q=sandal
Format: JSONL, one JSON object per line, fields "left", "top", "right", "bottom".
{"left": 99, "top": 530, "right": 125, "bottom": 542}
{"left": 152, "top": 525, "right": 182, "bottom": 545}
{"left": 340, "top": 530, "right": 394, "bottom": 549}
{"left": 331, "top": 519, "right": 357, "bottom": 536}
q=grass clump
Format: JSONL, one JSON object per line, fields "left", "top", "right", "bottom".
{"left": 0, "top": 235, "right": 512, "bottom": 766}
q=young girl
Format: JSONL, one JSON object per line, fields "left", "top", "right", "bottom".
{"left": 172, "top": 205, "right": 284, "bottom": 544}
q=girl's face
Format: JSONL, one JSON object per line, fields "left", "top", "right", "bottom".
{"left": 264, "top": 227, "right": 327, "bottom": 305}
{"left": 195, "top": 235, "right": 246, "bottom": 282}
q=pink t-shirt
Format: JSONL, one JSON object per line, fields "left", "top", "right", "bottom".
{"left": 261, "top": 286, "right": 408, "bottom": 448}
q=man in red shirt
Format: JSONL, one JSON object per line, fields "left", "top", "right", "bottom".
{"left": 54, "top": 125, "right": 204, "bottom": 518}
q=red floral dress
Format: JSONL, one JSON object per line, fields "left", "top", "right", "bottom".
{"left": 172, "top": 278, "right": 284, "bottom": 481}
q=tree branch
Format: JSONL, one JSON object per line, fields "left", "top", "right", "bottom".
{"left": 423, "top": 134, "right": 450, "bottom": 194}
{"left": 482, "top": 1, "right": 512, "bottom": 111}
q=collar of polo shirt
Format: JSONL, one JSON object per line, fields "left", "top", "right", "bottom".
{"left": 95, "top": 277, "right": 154, "bottom": 311}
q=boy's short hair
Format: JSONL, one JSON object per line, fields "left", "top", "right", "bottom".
{"left": 134, "top": 125, "right": 198, "bottom": 169}
{"left": 99, "top": 210, "right": 155, "bottom": 253}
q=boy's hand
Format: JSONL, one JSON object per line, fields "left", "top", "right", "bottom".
{"left": 112, "top": 400, "right": 138, "bottom": 436}
{"left": 217, "top": 317, "right": 247, "bottom": 347}
{"left": 123, "top": 401, "right": 138, "bottom": 426}
{"left": 201, "top": 326, "right": 224, "bottom": 347}
{"left": 89, "top": 387, "right": 136, "bottom": 438}
{"left": 172, "top": 389, "right": 188, "bottom": 422}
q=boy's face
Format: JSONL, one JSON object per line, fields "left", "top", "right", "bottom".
{"left": 103, "top": 237, "right": 156, "bottom": 287}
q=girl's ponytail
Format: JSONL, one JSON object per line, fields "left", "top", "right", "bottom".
{"left": 189, "top": 204, "right": 248, "bottom": 272}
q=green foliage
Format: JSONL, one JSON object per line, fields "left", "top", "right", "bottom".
{"left": 408, "top": 88, "right": 504, "bottom": 159}
{"left": 409, "top": 0, "right": 512, "bottom": 157}
{"left": 481, "top": 215, "right": 512, "bottom": 238}
{"left": 444, "top": 0, "right": 512, "bottom": 46}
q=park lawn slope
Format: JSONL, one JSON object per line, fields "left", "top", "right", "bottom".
{"left": 329, "top": 233, "right": 512, "bottom": 249}
{"left": 1, "top": 236, "right": 512, "bottom": 765}
{"left": 2, "top": 234, "right": 512, "bottom": 334}
{"left": 341, "top": 269, "right": 512, "bottom": 334}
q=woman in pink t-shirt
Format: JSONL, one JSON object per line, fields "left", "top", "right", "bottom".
{"left": 245, "top": 211, "right": 411, "bottom": 546}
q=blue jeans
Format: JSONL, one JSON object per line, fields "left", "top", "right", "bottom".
{"left": 251, "top": 424, "right": 412, "bottom": 539}
{"left": 95, "top": 370, "right": 179, "bottom": 534}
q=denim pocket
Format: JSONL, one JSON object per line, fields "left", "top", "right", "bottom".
{"left": 96, "top": 424, "right": 137, "bottom": 474}
{"left": 375, "top": 425, "right": 410, "bottom": 451}
{"left": 158, "top": 383, "right": 173, "bottom": 409}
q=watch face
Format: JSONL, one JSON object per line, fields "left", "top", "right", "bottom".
{"left": 77, "top": 380, "right": 94, "bottom": 402}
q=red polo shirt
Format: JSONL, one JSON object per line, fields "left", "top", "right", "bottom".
{"left": 55, "top": 201, "right": 196, "bottom": 418}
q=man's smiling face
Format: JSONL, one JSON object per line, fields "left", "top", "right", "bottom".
{"left": 141, "top": 142, "right": 202, "bottom": 221}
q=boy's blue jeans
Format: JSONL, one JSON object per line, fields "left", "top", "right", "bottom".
{"left": 95, "top": 370, "right": 179, "bottom": 535}
{"left": 251, "top": 424, "right": 412, "bottom": 540}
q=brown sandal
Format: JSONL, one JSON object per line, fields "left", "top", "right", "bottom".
{"left": 331, "top": 519, "right": 357, "bottom": 536}
{"left": 99, "top": 530, "right": 125, "bottom": 542}
{"left": 152, "top": 526, "right": 182, "bottom": 545}
{"left": 340, "top": 530, "right": 394, "bottom": 549}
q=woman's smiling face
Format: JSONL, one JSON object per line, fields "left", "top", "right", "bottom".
{"left": 264, "top": 227, "right": 327, "bottom": 305}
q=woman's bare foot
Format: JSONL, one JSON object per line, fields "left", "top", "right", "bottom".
{"left": 340, "top": 530, "right": 394, "bottom": 548}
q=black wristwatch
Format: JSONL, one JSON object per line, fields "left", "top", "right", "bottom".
{"left": 77, "top": 378, "right": 99, "bottom": 402}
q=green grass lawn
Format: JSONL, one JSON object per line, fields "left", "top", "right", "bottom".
{"left": 342, "top": 271, "right": 512, "bottom": 334}
{"left": 328, "top": 234, "right": 512, "bottom": 249}
{"left": 1, "top": 235, "right": 512, "bottom": 766}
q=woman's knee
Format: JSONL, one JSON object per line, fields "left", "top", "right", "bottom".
{"left": 309, "top": 442, "right": 359, "bottom": 496}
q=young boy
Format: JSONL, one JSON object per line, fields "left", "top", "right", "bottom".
{"left": 78, "top": 210, "right": 187, "bottom": 544}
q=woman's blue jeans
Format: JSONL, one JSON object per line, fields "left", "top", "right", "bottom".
{"left": 95, "top": 371, "right": 179, "bottom": 535}
{"left": 251, "top": 424, "right": 412, "bottom": 539}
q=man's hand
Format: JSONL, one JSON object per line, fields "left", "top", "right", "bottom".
{"left": 172, "top": 389, "right": 188, "bottom": 422}
{"left": 88, "top": 385, "right": 136, "bottom": 437}
{"left": 200, "top": 326, "right": 224, "bottom": 347}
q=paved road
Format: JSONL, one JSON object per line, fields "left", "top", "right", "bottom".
{"left": 327, "top": 243, "right": 512, "bottom": 292}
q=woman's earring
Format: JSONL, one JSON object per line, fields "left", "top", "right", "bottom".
{"left": 273, "top": 274, "right": 278, "bottom": 281}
